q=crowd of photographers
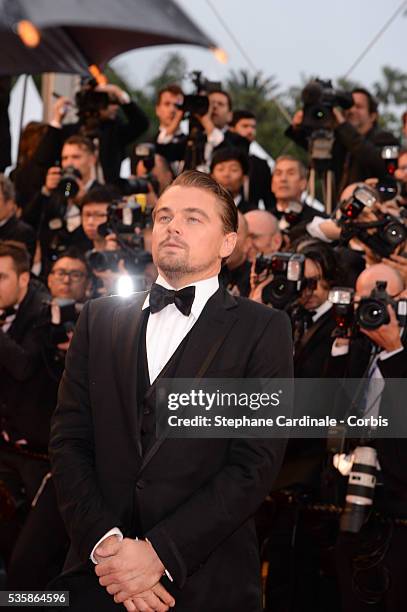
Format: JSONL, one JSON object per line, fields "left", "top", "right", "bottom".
{"left": 1, "top": 73, "right": 407, "bottom": 611}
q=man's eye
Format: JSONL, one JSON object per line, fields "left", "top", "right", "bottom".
{"left": 158, "top": 215, "right": 171, "bottom": 222}
{"left": 187, "top": 217, "right": 200, "bottom": 223}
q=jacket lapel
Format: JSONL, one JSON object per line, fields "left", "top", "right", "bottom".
{"left": 138, "top": 286, "right": 239, "bottom": 473}
{"left": 111, "top": 292, "right": 148, "bottom": 453}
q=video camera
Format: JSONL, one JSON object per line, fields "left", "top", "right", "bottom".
{"left": 338, "top": 185, "right": 407, "bottom": 258}
{"left": 329, "top": 280, "right": 407, "bottom": 337}
{"left": 301, "top": 78, "right": 353, "bottom": 132}
{"left": 255, "top": 252, "right": 308, "bottom": 308}
{"left": 86, "top": 197, "right": 151, "bottom": 275}
{"left": 75, "top": 78, "right": 118, "bottom": 139}
{"left": 177, "top": 71, "right": 222, "bottom": 118}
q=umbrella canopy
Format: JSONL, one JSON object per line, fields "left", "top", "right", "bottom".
{"left": 0, "top": 0, "right": 217, "bottom": 76}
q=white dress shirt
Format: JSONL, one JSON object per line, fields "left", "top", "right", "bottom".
{"left": 90, "top": 273, "right": 219, "bottom": 563}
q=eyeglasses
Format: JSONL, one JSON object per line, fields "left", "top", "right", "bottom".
{"left": 51, "top": 269, "right": 86, "bottom": 282}
{"left": 82, "top": 212, "right": 108, "bottom": 220}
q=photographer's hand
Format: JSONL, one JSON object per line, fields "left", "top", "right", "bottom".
{"left": 195, "top": 112, "right": 216, "bottom": 136}
{"left": 165, "top": 108, "right": 184, "bottom": 137}
{"left": 43, "top": 166, "right": 62, "bottom": 195}
{"left": 51, "top": 96, "right": 71, "bottom": 127}
{"left": 249, "top": 260, "right": 273, "bottom": 304}
{"left": 291, "top": 109, "right": 303, "bottom": 128}
{"left": 360, "top": 304, "right": 402, "bottom": 352}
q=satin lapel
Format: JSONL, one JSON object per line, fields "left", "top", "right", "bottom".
{"left": 139, "top": 287, "right": 238, "bottom": 473}
{"left": 112, "top": 293, "right": 148, "bottom": 453}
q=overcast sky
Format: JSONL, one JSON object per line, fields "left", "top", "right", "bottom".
{"left": 110, "top": 0, "right": 407, "bottom": 97}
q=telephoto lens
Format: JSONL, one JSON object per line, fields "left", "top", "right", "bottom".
{"left": 340, "top": 446, "right": 379, "bottom": 533}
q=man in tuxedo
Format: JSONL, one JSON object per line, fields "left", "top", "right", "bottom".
{"left": 49, "top": 170, "right": 293, "bottom": 612}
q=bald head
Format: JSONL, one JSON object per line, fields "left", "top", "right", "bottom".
{"left": 356, "top": 263, "right": 405, "bottom": 298}
{"left": 245, "top": 210, "right": 282, "bottom": 259}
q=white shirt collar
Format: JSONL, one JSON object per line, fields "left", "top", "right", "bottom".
{"left": 143, "top": 274, "right": 219, "bottom": 319}
{"left": 312, "top": 299, "right": 332, "bottom": 322}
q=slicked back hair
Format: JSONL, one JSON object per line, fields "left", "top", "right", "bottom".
{"left": 158, "top": 170, "right": 238, "bottom": 234}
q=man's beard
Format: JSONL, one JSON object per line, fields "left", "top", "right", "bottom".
{"left": 156, "top": 250, "right": 217, "bottom": 282}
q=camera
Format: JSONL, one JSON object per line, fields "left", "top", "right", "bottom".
{"left": 57, "top": 166, "right": 82, "bottom": 200}
{"left": 376, "top": 145, "right": 400, "bottom": 202}
{"left": 301, "top": 78, "right": 353, "bottom": 132}
{"left": 340, "top": 446, "right": 379, "bottom": 533}
{"left": 86, "top": 245, "right": 151, "bottom": 275}
{"left": 48, "top": 298, "right": 84, "bottom": 345}
{"left": 255, "top": 252, "right": 306, "bottom": 308}
{"left": 339, "top": 185, "right": 377, "bottom": 220}
{"left": 338, "top": 186, "right": 407, "bottom": 258}
{"left": 329, "top": 281, "right": 407, "bottom": 336}
{"left": 176, "top": 71, "right": 221, "bottom": 118}
{"left": 75, "top": 78, "right": 116, "bottom": 139}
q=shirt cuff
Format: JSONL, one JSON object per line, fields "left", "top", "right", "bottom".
{"left": 306, "top": 216, "right": 334, "bottom": 243}
{"left": 90, "top": 527, "right": 123, "bottom": 564}
{"left": 207, "top": 128, "right": 224, "bottom": 147}
{"left": 157, "top": 129, "right": 173, "bottom": 145}
{"left": 331, "top": 339, "right": 350, "bottom": 356}
{"left": 378, "top": 346, "right": 404, "bottom": 361}
{"left": 120, "top": 92, "right": 131, "bottom": 104}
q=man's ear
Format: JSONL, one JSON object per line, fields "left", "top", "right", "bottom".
{"left": 19, "top": 271, "right": 30, "bottom": 291}
{"left": 221, "top": 232, "right": 238, "bottom": 259}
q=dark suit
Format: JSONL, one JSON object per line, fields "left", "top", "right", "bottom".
{"left": 0, "top": 215, "right": 36, "bottom": 261}
{"left": 49, "top": 286, "right": 293, "bottom": 611}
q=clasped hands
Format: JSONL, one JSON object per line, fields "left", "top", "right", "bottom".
{"left": 94, "top": 535, "right": 175, "bottom": 612}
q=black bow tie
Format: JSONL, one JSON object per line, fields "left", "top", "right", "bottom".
{"left": 0, "top": 306, "right": 16, "bottom": 325}
{"left": 149, "top": 283, "right": 196, "bottom": 316}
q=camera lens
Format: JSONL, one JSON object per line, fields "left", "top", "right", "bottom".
{"left": 382, "top": 220, "right": 407, "bottom": 246}
{"left": 357, "top": 298, "right": 389, "bottom": 330}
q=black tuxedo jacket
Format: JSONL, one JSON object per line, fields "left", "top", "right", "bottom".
{"left": 49, "top": 287, "right": 293, "bottom": 611}
{"left": 0, "top": 215, "right": 36, "bottom": 261}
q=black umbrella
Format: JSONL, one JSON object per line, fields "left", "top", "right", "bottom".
{"left": 0, "top": 0, "right": 218, "bottom": 76}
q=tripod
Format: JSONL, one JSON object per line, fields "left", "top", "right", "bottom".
{"left": 307, "top": 130, "right": 336, "bottom": 215}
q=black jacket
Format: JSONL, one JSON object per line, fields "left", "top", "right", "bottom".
{"left": 49, "top": 287, "right": 293, "bottom": 611}
{"left": 0, "top": 215, "right": 36, "bottom": 260}
{"left": 0, "top": 283, "right": 55, "bottom": 451}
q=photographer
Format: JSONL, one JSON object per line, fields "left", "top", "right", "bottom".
{"left": 33, "top": 81, "right": 149, "bottom": 184}
{"left": 271, "top": 155, "right": 327, "bottom": 240}
{"left": 210, "top": 147, "right": 257, "bottom": 212}
{"left": 6, "top": 250, "right": 92, "bottom": 591}
{"left": 229, "top": 109, "right": 274, "bottom": 209}
{"left": 154, "top": 84, "right": 186, "bottom": 166}
{"left": 287, "top": 86, "right": 398, "bottom": 195}
{"left": 0, "top": 175, "right": 35, "bottom": 261}
{"left": 0, "top": 241, "right": 52, "bottom": 564}
{"left": 327, "top": 263, "right": 407, "bottom": 611}
{"left": 23, "top": 135, "right": 100, "bottom": 273}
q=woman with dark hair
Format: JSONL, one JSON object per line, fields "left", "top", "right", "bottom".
{"left": 10, "top": 121, "right": 49, "bottom": 211}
